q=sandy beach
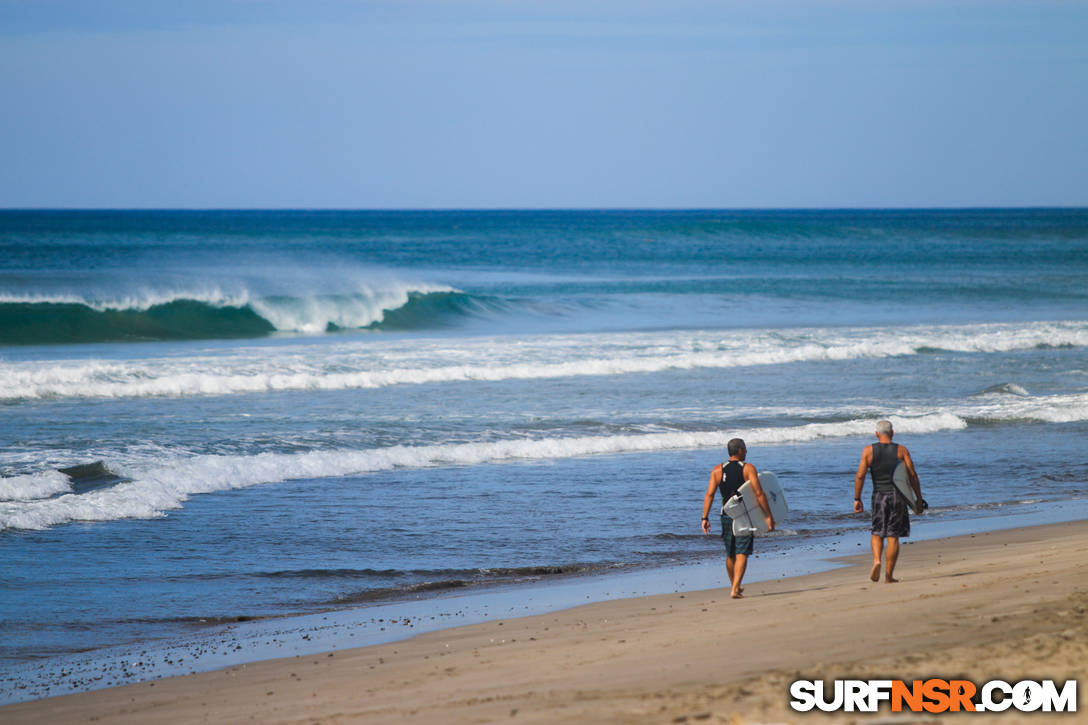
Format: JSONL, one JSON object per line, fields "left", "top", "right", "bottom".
{"left": 4, "top": 519, "right": 1085, "bottom": 724}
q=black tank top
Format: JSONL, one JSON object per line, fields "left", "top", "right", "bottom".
{"left": 720, "top": 460, "right": 746, "bottom": 507}
{"left": 871, "top": 442, "right": 899, "bottom": 493}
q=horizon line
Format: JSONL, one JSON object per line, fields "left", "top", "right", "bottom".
{"left": 2, "top": 205, "right": 1087, "bottom": 213}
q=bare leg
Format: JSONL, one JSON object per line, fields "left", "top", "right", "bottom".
{"left": 870, "top": 535, "right": 883, "bottom": 582}
{"left": 725, "top": 556, "right": 745, "bottom": 594}
{"left": 731, "top": 554, "right": 748, "bottom": 598}
{"left": 885, "top": 537, "right": 900, "bottom": 583}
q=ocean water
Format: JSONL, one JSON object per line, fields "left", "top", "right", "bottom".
{"left": 2, "top": 209, "right": 1087, "bottom": 698}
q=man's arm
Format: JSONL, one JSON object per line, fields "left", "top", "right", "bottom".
{"left": 744, "top": 463, "right": 775, "bottom": 531}
{"left": 853, "top": 445, "right": 872, "bottom": 513}
{"left": 899, "top": 445, "right": 922, "bottom": 502}
{"left": 701, "top": 465, "right": 722, "bottom": 535}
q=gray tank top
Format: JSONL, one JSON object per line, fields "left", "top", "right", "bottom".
{"left": 871, "top": 442, "right": 899, "bottom": 493}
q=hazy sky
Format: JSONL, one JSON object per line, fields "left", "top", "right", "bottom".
{"left": 1, "top": 0, "right": 1086, "bottom": 208}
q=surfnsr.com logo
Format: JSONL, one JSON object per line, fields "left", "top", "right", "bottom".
{"left": 789, "top": 679, "right": 1078, "bottom": 713}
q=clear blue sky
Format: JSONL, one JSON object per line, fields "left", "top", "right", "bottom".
{"left": 1, "top": 0, "right": 1086, "bottom": 208}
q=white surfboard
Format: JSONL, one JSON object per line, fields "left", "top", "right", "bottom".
{"left": 722, "top": 471, "right": 789, "bottom": 535}
{"left": 892, "top": 461, "right": 923, "bottom": 514}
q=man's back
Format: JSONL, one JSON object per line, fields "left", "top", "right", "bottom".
{"left": 719, "top": 460, "right": 746, "bottom": 503}
{"left": 870, "top": 442, "right": 899, "bottom": 493}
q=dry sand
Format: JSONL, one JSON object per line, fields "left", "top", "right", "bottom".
{"left": 5, "top": 520, "right": 1086, "bottom": 724}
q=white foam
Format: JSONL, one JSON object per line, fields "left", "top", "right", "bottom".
{"left": 1, "top": 320, "right": 1086, "bottom": 401}
{"left": 0, "top": 470, "right": 72, "bottom": 502}
{"left": 248, "top": 282, "right": 455, "bottom": 333}
{"left": 10, "top": 385, "right": 1088, "bottom": 531}
{"left": 0, "top": 413, "right": 966, "bottom": 531}
{"left": 0, "top": 278, "right": 457, "bottom": 333}
{"left": 960, "top": 391, "right": 1088, "bottom": 424}
{"left": 0, "top": 288, "right": 252, "bottom": 312}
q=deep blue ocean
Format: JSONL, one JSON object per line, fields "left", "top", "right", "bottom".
{"left": 2, "top": 209, "right": 1087, "bottom": 700}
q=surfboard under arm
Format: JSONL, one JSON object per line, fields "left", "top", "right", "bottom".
{"left": 892, "top": 461, "right": 922, "bottom": 514}
{"left": 722, "top": 471, "right": 788, "bottom": 535}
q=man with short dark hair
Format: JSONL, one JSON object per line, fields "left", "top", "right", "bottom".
{"left": 701, "top": 438, "right": 775, "bottom": 599}
{"left": 853, "top": 420, "right": 923, "bottom": 583}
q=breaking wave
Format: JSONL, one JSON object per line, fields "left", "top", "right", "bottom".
{"left": 6, "top": 382, "right": 1088, "bottom": 531}
{"left": 2, "top": 320, "right": 1086, "bottom": 401}
{"left": 975, "top": 382, "right": 1030, "bottom": 397}
{"left": 0, "top": 284, "right": 467, "bottom": 344}
{"left": 0, "top": 413, "right": 968, "bottom": 530}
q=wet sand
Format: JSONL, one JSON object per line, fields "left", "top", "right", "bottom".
{"left": 4, "top": 519, "right": 1086, "bottom": 724}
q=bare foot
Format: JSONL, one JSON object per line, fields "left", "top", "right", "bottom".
{"left": 885, "top": 576, "right": 899, "bottom": 583}
{"left": 731, "top": 590, "right": 744, "bottom": 599}
{"left": 870, "top": 563, "right": 881, "bottom": 582}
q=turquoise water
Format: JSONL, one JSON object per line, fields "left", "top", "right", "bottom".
{"left": 3, "top": 209, "right": 1086, "bottom": 344}
{"left": 1, "top": 209, "right": 1087, "bottom": 700}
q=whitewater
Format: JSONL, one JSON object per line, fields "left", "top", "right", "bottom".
{"left": 7, "top": 384, "right": 1088, "bottom": 530}
{"left": 4, "top": 320, "right": 1086, "bottom": 401}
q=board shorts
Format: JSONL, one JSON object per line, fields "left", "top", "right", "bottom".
{"left": 720, "top": 513, "right": 754, "bottom": 557}
{"left": 871, "top": 489, "right": 910, "bottom": 538}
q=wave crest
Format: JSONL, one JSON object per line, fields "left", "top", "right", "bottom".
{"left": 975, "top": 382, "right": 1030, "bottom": 397}
{"left": 0, "top": 413, "right": 966, "bottom": 530}
{"left": 0, "top": 284, "right": 464, "bottom": 344}
{"left": 2, "top": 321, "right": 1085, "bottom": 401}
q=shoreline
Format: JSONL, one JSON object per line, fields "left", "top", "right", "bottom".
{"left": 4, "top": 517, "right": 1087, "bottom": 723}
{"left": 4, "top": 498, "right": 1084, "bottom": 706}
{"left": 0, "top": 532, "right": 846, "bottom": 705}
